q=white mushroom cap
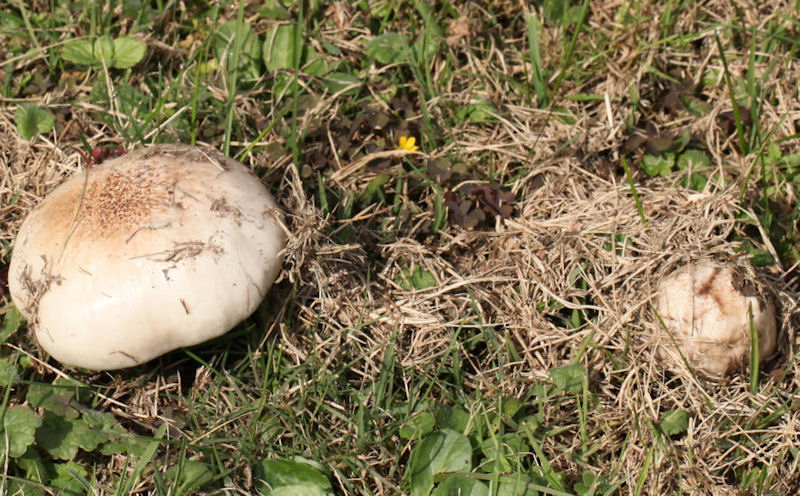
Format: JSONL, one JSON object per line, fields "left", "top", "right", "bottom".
{"left": 654, "top": 262, "right": 777, "bottom": 378}
{"left": 9, "top": 144, "right": 286, "bottom": 370}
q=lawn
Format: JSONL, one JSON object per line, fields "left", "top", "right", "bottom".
{"left": 1, "top": 1, "right": 799, "bottom": 494}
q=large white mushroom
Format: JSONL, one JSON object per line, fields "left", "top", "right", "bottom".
{"left": 9, "top": 144, "right": 286, "bottom": 370}
{"left": 653, "top": 262, "right": 777, "bottom": 378}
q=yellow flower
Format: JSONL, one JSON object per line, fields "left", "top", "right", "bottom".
{"left": 397, "top": 136, "right": 419, "bottom": 152}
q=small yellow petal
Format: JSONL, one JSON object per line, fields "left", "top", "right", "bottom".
{"left": 397, "top": 135, "right": 419, "bottom": 151}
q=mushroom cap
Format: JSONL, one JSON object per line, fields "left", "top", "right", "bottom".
{"left": 9, "top": 144, "right": 286, "bottom": 370}
{"left": 654, "top": 262, "right": 777, "bottom": 378}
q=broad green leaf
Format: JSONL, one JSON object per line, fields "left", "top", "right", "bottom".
{"left": 94, "top": 35, "right": 115, "bottom": 65}
{"left": 37, "top": 411, "right": 119, "bottom": 459}
{"left": 215, "top": 20, "right": 263, "bottom": 79}
{"left": 659, "top": 409, "right": 689, "bottom": 436}
{"left": 434, "top": 406, "right": 470, "bottom": 434}
{"left": 497, "top": 473, "right": 542, "bottom": 496}
{"left": 99, "top": 433, "right": 152, "bottom": 457}
{"left": 166, "top": 460, "right": 215, "bottom": 492}
{"left": 549, "top": 363, "right": 586, "bottom": 394}
{"left": 408, "top": 429, "right": 472, "bottom": 496}
{"left": 641, "top": 153, "right": 675, "bottom": 177}
{"left": 396, "top": 265, "right": 436, "bottom": 291}
{"left": 324, "top": 72, "right": 361, "bottom": 94}
{"left": 431, "top": 475, "right": 489, "bottom": 496}
{"left": 112, "top": 37, "right": 146, "bottom": 68}
{"left": 258, "top": 0, "right": 292, "bottom": 20}
{"left": 51, "top": 461, "right": 89, "bottom": 496}
{"left": 15, "top": 447, "right": 49, "bottom": 486}
{"left": 14, "top": 104, "right": 55, "bottom": 141}
{"left": 2, "top": 406, "right": 42, "bottom": 458}
{"left": 27, "top": 380, "right": 82, "bottom": 418}
{"left": 366, "top": 33, "right": 410, "bottom": 65}
{"left": 271, "top": 487, "right": 329, "bottom": 496}
{"left": 0, "top": 305, "right": 23, "bottom": 344}
{"left": 263, "top": 23, "right": 296, "bottom": 72}
{"left": 400, "top": 412, "right": 435, "bottom": 440}
{"left": 0, "top": 355, "right": 19, "bottom": 387}
{"left": 256, "top": 459, "right": 333, "bottom": 494}
{"left": 677, "top": 149, "right": 711, "bottom": 170}
{"left": 61, "top": 39, "right": 95, "bottom": 65}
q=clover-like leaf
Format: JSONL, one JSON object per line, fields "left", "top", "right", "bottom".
{"left": 659, "top": 409, "right": 689, "bottom": 437}
{"left": 408, "top": 429, "right": 472, "bottom": 496}
{"left": 431, "top": 475, "right": 489, "bottom": 496}
{"left": 366, "top": 33, "right": 410, "bottom": 65}
{"left": 255, "top": 458, "right": 333, "bottom": 495}
{"left": 14, "top": 104, "right": 55, "bottom": 141}
{"left": 61, "top": 39, "right": 95, "bottom": 65}
{"left": 112, "top": 37, "right": 147, "bottom": 68}
{"left": 549, "top": 363, "right": 586, "bottom": 394}
{"left": 37, "top": 411, "right": 122, "bottom": 459}
{"left": 641, "top": 153, "right": 675, "bottom": 177}
{"left": 2, "top": 406, "right": 42, "bottom": 458}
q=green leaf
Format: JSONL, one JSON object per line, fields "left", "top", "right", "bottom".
{"left": 14, "top": 104, "right": 55, "bottom": 141}
{"left": 434, "top": 406, "right": 470, "bottom": 434}
{"left": 395, "top": 264, "right": 437, "bottom": 291}
{"left": 15, "top": 447, "right": 49, "bottom": 487}
{"left": 263, "top": 23, "right": 296, "bottom": 72}
{"left": 324, "top": 72, "right": 362, "bottom": 94}
{"left": 677, "top": 149, "right": 711, "bottom": 170}
{"left": 408, "top": 429, "right": 472, "bottom": 496}
{"left": 549, "top": 363, "right": 586, "bottom": 394}
{"left": 37, "top": 411, "right": 119, "bottom": 459}
{"left": 0, "top": 356, "right": 19, "bottom": 387}
{"left": 497, "top": 473, "right": 542, "bottom": 496}
{"left": 1, "top": 406, "right": 42, "bottom": 458}
{"left": 366, "top": 33, "right": 410, "bottom": 65}
{"left": 258, "top": 0, "right": 292, "bottom": 20}
{"left": 641, "top": 153, "right": 675, "bottom": 177}
{"left": 27, "top": 380, "right": 82, "bottom": 418}
{"left": 431, "top": 475, "right": 489, "bottom": 496}
{"left": 400, "top": 412, "right": 436, "bottom": 440}
{"left": 166, "top": 460, "right": 216, "bottom": 493}
{"left": 94, "top": 35, "right": 115, "bottom": 65}
{"left": 255, "top": 458, "right": 333, "bottom": 494}
{"left": 0, "top": 305, "right": 23, "bottom": 344}
{"left": 215, "top": 20, "right": 263, "bottom": 79}
{"left": 359, "top": 174, "right": 391, "bottom": 204}
{"left": 112, "top": 37, "right": 146, "bottom": 68}
{"left": 271, "top": 487, "right": 330, "bottom": 496}
{"left": 659, "top": 409, "right": 689, "bottom": 436}
{"left": 61, "top": 39, "right": 95, "bottom": 65}
{"left": 51, "top": 461, "right": 90, "bottom": 496}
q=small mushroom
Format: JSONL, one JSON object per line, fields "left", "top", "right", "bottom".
{"left": 653, "top": 262, "right": 777, "bottom": 378}
{"left": 9, "top": 144, "right": 286, "bottom": 370}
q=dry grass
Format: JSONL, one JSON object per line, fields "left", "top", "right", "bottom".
{"left": 2, "top": 0, "right": 800, "bottom": 494}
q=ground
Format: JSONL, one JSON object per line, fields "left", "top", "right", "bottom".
{"left": 0, "top": 1, "right": 799, "bottom": 495}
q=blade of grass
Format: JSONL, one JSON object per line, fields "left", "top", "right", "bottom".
{"left": 222, "top": 1, "right": 247, "bottom": 156}
{"left": 525, "top": 9, "right": 549, "bottom": 107}
{"left": 748, "top": 304, "right": 759, "bottom": 396}
{"left": 552, "top": 0, "right": 591, "bottom": 96}
{"left": 621, "top": 156, "right": 648, "bottom": 230}
{"left": 713, "top": 28, "right": 748, "bottom": 155}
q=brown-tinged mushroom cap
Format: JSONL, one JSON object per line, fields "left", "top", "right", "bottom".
{"left": 9, "top": 144, "right": 286, "bottom": 370}
{"left": 654, "top": 262, "right": 777, "bottom": 378}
